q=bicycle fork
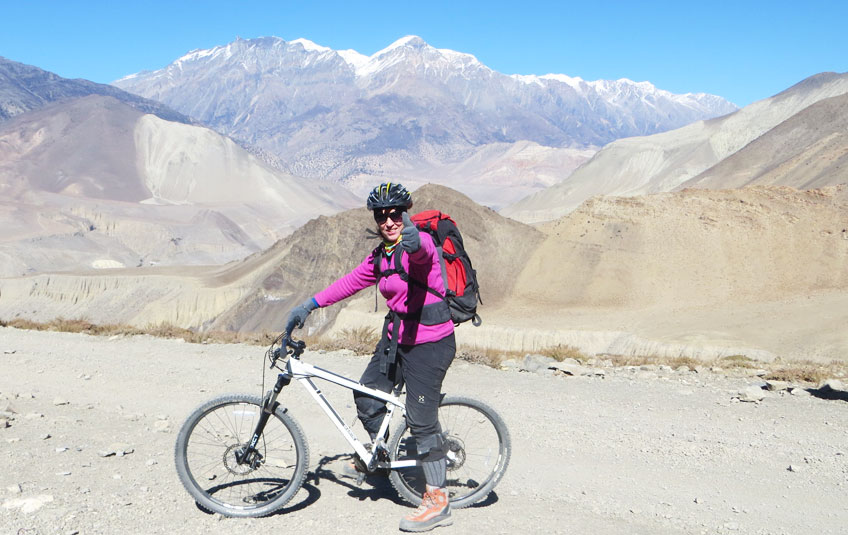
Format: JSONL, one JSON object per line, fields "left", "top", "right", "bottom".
{"left": 236, "top": 372, "right": 292, "bottom": 467}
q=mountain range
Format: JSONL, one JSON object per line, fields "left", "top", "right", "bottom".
{"left": 503, "top": 72, "right": 848, "bottom": 222}
{"left": 112, "top": 35, "right": 737, "bottom": 206}
{"left": 0, "top": 56, "right": 192, "bottom": 124}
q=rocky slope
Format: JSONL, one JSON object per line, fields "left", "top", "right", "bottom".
{"left": 0, "top": 56, "right": 191, "bottom": 123}
{"left": 679, "top": 92, "right": 848, "bottom": 190}
{"left": 516, "top": 186, "right": 848, "bottom": 308}
{"left": 503, "top": 72, "right": 848, "bottom": 223}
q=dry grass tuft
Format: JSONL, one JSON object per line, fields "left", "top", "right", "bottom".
{"left": 763, "top": 360, "right": 847, "bottom": 385}
{"left": 303, "top": 327, "right": 381, "bottom": 355}
{"left": 0, "top": 317, "right": 277, "bottom": 347}
{"left": 456, "top": 343, "right": 587, "bottom": 368}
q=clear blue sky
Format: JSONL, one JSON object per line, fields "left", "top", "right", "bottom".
{"left": 2, "top": 0, "right": 846, "bottom": 107}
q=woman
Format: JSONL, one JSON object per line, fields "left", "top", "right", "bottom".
{"left": 286, "top": 182, "right": 455, "bottom": 532}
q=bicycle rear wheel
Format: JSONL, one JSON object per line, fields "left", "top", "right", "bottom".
{"left": 175, "top": 394, "right": 309, "bottom": 517}
{"left": 388, "top": 396, "right": 510, "bottom": 508}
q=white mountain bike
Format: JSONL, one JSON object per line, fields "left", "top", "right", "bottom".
{"left": 174, "top": 333, "right": 511, "bottom": 517}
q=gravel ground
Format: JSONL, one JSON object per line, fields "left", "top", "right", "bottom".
{"left": 1, "top": 327, "right": 847, "bottom": 535}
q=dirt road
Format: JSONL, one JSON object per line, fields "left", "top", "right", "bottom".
{"left": 1, "top": 327, "right": 847, "bottom": 534}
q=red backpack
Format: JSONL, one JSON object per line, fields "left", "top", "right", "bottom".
{"left": 410, "top": 210, "right": 481, "bottom": 326}
{"left": 373, "top": 210, "right": 482, "bottom": 326}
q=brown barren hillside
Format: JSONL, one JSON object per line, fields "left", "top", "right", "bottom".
{"left": 448, "top": 185, "right": 847, "bottom": 362}
{"left": 515, "top": 185, "right": 848, "bottom": 307}
{"left": 679, "top": 93, "right": 848, "bottom": 190}
{"left": 209, "top": 183, "right": 545, "bottom": 332}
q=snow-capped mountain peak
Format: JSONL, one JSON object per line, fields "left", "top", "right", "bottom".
{"left": 377, "top": 35, "right": 428, "bottom": 54}
{"left": 337, "top": 48, "right": 370, "bottom": 70}
{"left": 353, "top": 35, "right": 485, "bottom": 77}
{"left": 290, "top": 38, "right": 331, "bottom": 53}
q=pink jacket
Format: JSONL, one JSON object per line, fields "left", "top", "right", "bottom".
{"left": 314, "top": 232, "right": 454, "bottom": 345}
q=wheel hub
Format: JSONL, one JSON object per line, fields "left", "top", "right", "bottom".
{"left": 223, "top": 444, "right": 263, "bottom": 475}
{"left": 445, "top": 436, "right": 466, "bottom": 470}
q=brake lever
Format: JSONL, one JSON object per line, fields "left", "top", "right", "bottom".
{"left": 269, "top": 346, "right": 284, "bottom": 369}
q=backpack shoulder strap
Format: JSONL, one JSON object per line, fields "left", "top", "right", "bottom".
{"left": 374, "top": 246, "right": 409, "bottom": 283}
{"left": 374, "top": 246, "right": 447, "bottom": 302}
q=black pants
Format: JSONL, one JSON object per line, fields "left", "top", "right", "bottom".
{"left": 354, "top": 332, "right": 455, "bottom": 459}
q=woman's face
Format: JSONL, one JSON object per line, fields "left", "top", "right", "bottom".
{"left": 374, "top": 207, "right": 405, "bottom": 242}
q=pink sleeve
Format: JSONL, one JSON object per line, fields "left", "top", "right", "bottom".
{"left": 314, "top": 251, "right": 378, "bottom": 307}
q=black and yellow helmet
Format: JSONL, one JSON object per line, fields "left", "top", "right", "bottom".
{"left": 366, "top": 182, "right": 413, "bottom": 210}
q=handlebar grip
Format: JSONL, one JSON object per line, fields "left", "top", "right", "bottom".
{"left": 281, "top": 333, "right": 306, "bottom": 357}
{"left": 287, "top": 338, "right": 306, "bottom": 351}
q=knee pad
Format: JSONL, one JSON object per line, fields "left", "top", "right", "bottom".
{"left": 415, "top": 432, "right": 447, "bottom": 461}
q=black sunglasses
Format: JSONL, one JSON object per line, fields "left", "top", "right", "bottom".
{"left": 373, "top": 208, "right": 406, "bottom": 224}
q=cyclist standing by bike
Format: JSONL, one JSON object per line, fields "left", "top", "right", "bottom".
{"left": 286, "top": 182, "right": 455, "bottom": 532}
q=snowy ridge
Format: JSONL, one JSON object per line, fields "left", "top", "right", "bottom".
{"left": 350, "top": 35, "right": 487, "bottom": 77}
{"left": 290, "top": 38, "right": 331, "bottom": 53}
{"left": 117, "top": 34, "right": 731, "bottom": 106}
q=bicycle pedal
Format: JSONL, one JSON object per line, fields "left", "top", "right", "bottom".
{"left": 355, "top": 472, "right": 366, "bottom": 486}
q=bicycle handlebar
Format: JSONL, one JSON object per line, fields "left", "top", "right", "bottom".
{"left": 269, "top": 332, "right": 306, "bottom": 369}
{"left": 285, "top": 335, "right": 306, "bottom": 355}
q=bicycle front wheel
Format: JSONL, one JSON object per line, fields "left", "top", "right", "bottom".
{"left": 174, "top": 394, "right": 309, "bottom": 517}
{"left": 388, "top": 396, "right": 511, "bottom": 508}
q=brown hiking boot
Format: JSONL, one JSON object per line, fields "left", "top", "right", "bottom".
{"left": 398, "top": 487, "right": 452, "bottom": 532}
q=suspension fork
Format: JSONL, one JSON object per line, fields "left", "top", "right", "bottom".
{"left": 236, "top": 372, "right": 291, "bottom": 465}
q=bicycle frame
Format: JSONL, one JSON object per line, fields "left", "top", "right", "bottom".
{"left": 250, "top": 354, "right": 418, "bottom": 472}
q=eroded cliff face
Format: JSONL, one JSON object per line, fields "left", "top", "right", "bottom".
{"left": 0, "top": 270, "right": 247, "bottom": 328}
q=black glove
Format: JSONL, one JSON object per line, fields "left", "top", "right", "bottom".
{"left": 286, "top": 298, "right": 318, "bottom": 333}
{"left": 400, "top": 212, "right": 420, "bottom": 253}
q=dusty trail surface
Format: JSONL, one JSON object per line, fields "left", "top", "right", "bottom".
{"left": 1, "top": 327, "right": 847, "bottom": 534}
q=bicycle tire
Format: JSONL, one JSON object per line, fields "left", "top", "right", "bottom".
{"left": 388, "top": 396, "right": 511, "bottom": 508}
{"left": 174, "top": 393, "right": 309, "bottom": 517}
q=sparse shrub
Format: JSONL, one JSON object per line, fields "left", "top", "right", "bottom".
{"left": 301, "top": 327, "right": 380, "bottom": 355}
{"left": 540, "top": 344, "right": 586, "bottom": 362}
{"left": 336, "top": 326, "right": 380, "bottom": 354}
{"left": 720, "top": 354, "right": 757, "bottom": 368}
{"left": 764, "top": 360, "right": 845, "bottom": 384}
{"left": 2, "top": 318, "right": 44, "bottom": 331}
{"left": 456, "top": 346, "right": 526, "bottom": 368}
